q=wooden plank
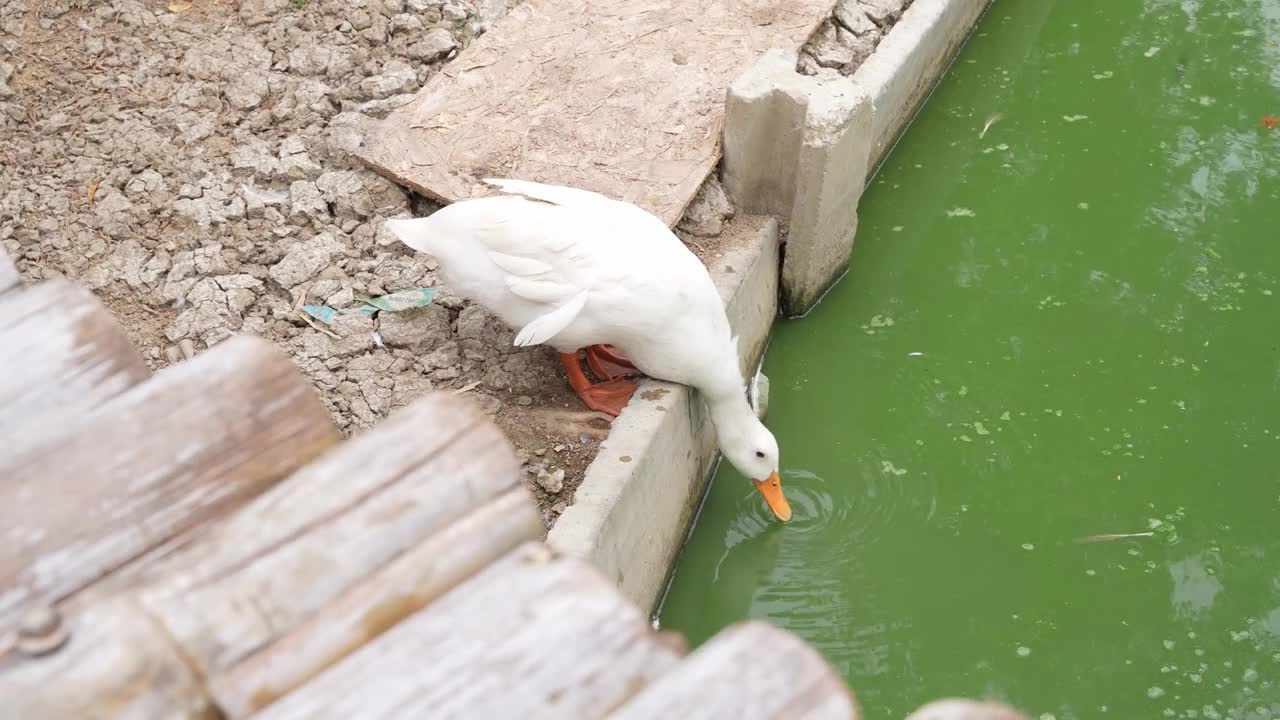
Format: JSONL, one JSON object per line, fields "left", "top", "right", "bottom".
{"left": 213, "top": 489, "right": 541, "bottom": 716}
{"left": 0, "top": 245, "right": 18, "bottom": 294}
{"left": 0, "top": 336, "right": 340, "bottom": 629}
{"left": 123, "top": 393, "right": 533, "bottom": 716}
{"left": 608, "top": 621, "right": 861, "bottom": 720}
{"left": 250, "top": 543, "right": 685, "bottom": 720}
{"left": 0, "top": 597, "right": 215, "bottom": 720}
{"left": 0, "top": 279, "right": 150, "bottom": 434}
{"left": 358, "top": 0, "right": 830, "bottom": 227}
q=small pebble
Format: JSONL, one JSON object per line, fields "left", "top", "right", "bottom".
{"left": 536, "top": 467, "right": 565, "bottom": 494}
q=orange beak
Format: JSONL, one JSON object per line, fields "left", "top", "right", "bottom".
{"left": 753, "top": 471, "right": 792, "bottom": 521}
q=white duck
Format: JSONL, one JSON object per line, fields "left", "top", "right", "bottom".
{"left": 386, "top": 179, "right": 791, "bottom": 521}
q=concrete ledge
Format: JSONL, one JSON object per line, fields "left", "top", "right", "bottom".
{"left": 548, "top": 215, "right": 779, "bottom": 614}
{"left": 854, "top": 0, "right": 995, "bottom": 179}
{"left": 723, "top": 0, "right": 991, "bottom": 316}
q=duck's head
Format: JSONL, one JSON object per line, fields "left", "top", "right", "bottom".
{"left": 711, "top": 400, "right": 791, "bottom": 522}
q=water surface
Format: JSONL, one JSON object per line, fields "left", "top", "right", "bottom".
{"left": 659, "top": 1, "right": 1280, "bottom": 717}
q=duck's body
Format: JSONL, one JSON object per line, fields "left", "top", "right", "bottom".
{"left": 394, "top": 181, "right": 738, "bottom": 397}
{"left": 386, "top": 179, "right": 791, "bottom": 520}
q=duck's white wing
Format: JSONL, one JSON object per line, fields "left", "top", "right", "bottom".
{"left": 483, "top": 178, "right": 672, "bottom": 238}
{"left": 395, "top": 178, "right": 694, "bottom": 349}
{"left": 461, "top": 196, "right": 611, "bottom": 347}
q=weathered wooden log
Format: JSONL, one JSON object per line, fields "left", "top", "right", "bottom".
{"left": 132, "top": 393, "right": 537, "bottom": 716}
{"left": 0, "top": 246, "right": 18, "bottom": 294}
{"left": 0, "top": 335, "right": 340, "bottom": 629}
{"left": 609, "top": 620, "right": 861, "bottom": 720}
{"left": 250, "top": 542, "right": 685, "bottom": 720}
{"left": 0, "top": 392, "right": 536, "bottom": 720}
{"left": 0, "top": 597, "right": 216, "bottom": 720}
{"left": 0, "top": 279, "right": 150, "bottom": 434}
{"left": 212, "top": 489, "right": 540, "bottom": 715}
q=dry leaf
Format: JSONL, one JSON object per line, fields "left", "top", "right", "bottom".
{"left": 87, "top": 179, "right": 100, "bottom": 207}
{"left": 167, "top": 3, "right": 192, "bottom": 12}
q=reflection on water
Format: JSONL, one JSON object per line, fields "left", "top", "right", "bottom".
{"left": 660, "top": 0, "right": 1280, "bottom": 716}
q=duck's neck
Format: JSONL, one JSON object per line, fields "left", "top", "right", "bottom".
{"left": 705, "top": 388, "right": 755, "bottom": 434}
{"left": 699, "top": 354, "right": 756, "bottom": 446}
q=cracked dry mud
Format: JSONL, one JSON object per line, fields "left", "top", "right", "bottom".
{"left": 0, "top": 0, "right": 749, "bottom": 528}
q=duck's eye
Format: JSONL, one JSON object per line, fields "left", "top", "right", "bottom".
{"left": 755, "top": 450, "right": 765, "bottom": 458}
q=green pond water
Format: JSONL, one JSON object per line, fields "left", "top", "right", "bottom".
{"left": 658, "top": 1, "right": 1280, "bottom": 717}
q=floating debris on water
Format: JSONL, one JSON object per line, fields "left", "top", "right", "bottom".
{"left": 974, "top": 422, "right": 991, "bottom": 435}
{"left": 1092, "top": 70, "right": 1115, "bottom": 79}
{"left": 1144, "top": 46, "right": 1161, "bottom": 57}
{"left": 979, "top": 112, "right": 1004, "bottom": 138}
{"left": 1021, "top": 543, "right": 1035, "bottom": 551}
{"left": 1146, "top": 686, "right": 1165, "bottom": 699}
{"left": 947, "top": 207, "right": 976, "bottom": 217}
{"left": 880, "top": 460, "right": 909, "bottom": 477}
{"left": 1063, "top": 114, "right": 1090, "bottom": 122}
{"left": 1017, "top": 645, "right": 1032, "bottom": 657}
{"left": 1075, "top": 531, "right": 1155, "bottom": 544}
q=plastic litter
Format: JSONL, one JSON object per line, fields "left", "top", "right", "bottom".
{"left": 302, "top": 287, "right": 435, "bottom": 325}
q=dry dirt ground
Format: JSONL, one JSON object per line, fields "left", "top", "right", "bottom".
{"left": 0, "top": 0, "right": 911, "bottom": 527}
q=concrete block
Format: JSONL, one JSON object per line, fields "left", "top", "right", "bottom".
{"left": 783, "top": 87, "right": 872, "bottom": 315}
{"left": 721, "top": 51, "right": 809, "bottom": 219}
{"left": 548, "top": 216, "right": 779, "bottom": 614}
{"left": 723, "top": 50, "right": 870, "bottom": 316}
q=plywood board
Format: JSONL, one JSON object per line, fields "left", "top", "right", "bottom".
{"left": 359, "top": 0, "right": 830, "bottom": 226}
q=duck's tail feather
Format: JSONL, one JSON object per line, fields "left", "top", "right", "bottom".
{"left": 383, "top": 216, "right": 436, "bottom": 254}
{"left": 513, "top": 290, "right": 588, "bottom": 347}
